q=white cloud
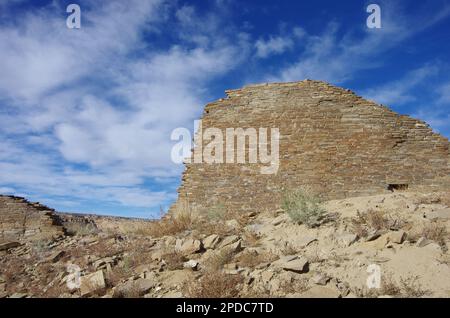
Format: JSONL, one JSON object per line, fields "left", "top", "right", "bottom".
{"left": 362, "top": 64, "right": 439, "bottom": 106}
{"left": 265, "top": 1, "right": 450, "bottom": 84}
{"left": 254, "top": 27, "right": 305, "bottom": 59}
{"left": 255, "top": 36, "right": 294, "bottom": 58}
{"left": 0, "top": 0, "right": 163, "bottom": 103}
{"left": 0, "top": 0, "right": 250, "bottom": 216}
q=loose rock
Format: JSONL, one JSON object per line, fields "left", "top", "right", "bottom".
{"left": 0, "top": 242, "right": 20, "bottom": 251}
{"left": 80, "top": 270, "right": 106, "bottom": 296}
{"left": 203, "top": 234, "right": 221, "bottom": 249}
{"left": 274, "top": 255, "right": 309, "bottom": 273}
{"left": 175, "top": 239, "right": 203, "bottom": 255}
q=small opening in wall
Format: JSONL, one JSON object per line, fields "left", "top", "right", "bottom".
{"left": 388, "top": 184, "right": 409, "bottom": 192}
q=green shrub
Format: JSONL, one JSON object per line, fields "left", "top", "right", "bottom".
{"left": 282, "top": 189, "right": 326, "bottom": 227}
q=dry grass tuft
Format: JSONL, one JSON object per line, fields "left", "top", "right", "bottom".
{"left": 399, "top": 276, "right": 430, "bottom": 298}
{"left": 236, "top": 250, "right": 278, "bottom": 268}
{"left": 282, "top": 188, "right": 327, "bottom": 228}
{"left": 105, "top": 266, "right": 130, "bottom": 288}
{"left": 280, "top": 278, "right": 309, "bottom": 295}
{"left": 379, "top": 274, "right": 402, "bottom": 296}
{"left": 112, "top": 283, "right": 141, "bottom": 298}
{"left": 29, "top": 239, "right": 52, "bottom": 257}
{"left": 204, "top": 248, "right": 237, "bottom": 271}
{"left": 440, "top": 192, "right": 450, "bottom": 207}
{"left": 414, "top": 193, "right": 444, "bottom": 205}
{"left": 280, "top": 243, "right": 300, "bottom": 256}
{"left": 182, "top": 271, "right": 243, "bottom": 298}
{"left": 65, "top": 222, "right": 98, "bottom": 236}
{"left": 241, "top": 287, "right": 272, "bottom": 298}
{"left": 161, "top": 251, "right": 187, "bottom": 270}
{"left": 421, "top": 222, "right": 448, "bottom": 250}
{"left": 243, "top": 230, "right": 262, "bottom": 247}
{"left": 358, "top": 273, "right": 430, "bottom": 298}
{"left": 146, "top": 200, "right": 197, "bottom": 238}
{"left": 351, "top": 209, "right": 406, "bottom": 238}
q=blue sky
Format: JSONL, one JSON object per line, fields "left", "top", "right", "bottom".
{"left": 0, "top": 0, "right": 449, "bottom": 218}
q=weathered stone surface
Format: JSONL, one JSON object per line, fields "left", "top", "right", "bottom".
{"left": 426, "top": 208, "right": 450, "bottom": 220}
{"left": 0, "top": 196, "right": 64, "bottom": 242}
{"left": 311, "top": 274, "right": 331, "bottom": 286}
{"left": 113, "top": 276, "right": 156, "bottom": 298}
{"left": 170, "top": 80, "right": 450, "bottom": 215}
{"left": 365, "top": 234, "right": 390, "bottom": 250}
{"left": 203, "top": 234, "right": 221, "bottom": 249}
{"left": 218, "top": 235, "right": 240, "bottom": 249}
{"left": 274, "top": 255, "right": 309, "bottom": 273}
{"left": 0, "top": 241, "right": 20, "bottom": 251}
{"left": 47, "top": 250, "right": 65, "bottom": 263}
{"left": 93, "top": 256, "right": 116, "bottom": 270}
{"left": 226, "top": 219, "right": 240, "bottom": 229}
{"left": 224, "top": 240, "right": 242, "bottom": 253}
{"left": 134, "top": 264, "right": 152, "bottom": 275}
{"left": 151, "top": 250, "right": 164, "bottom": 261}
{"left": 134, "top": 278, "right": 156, "bottom": 294}
{"left": 416, "top": 237, "right": 432, "bottom": 247}
{"left": 9, "top": 293, "right": 28, "bottom": 298}
{"left": 365, "top": 230, "right": 381, "bottom": 242}
{"left": 290, "top": 286, "right": 341, "bottom": 298}
{"left": 175, "top": 239, "right": 203, "bottom": 255}
{"left": 337, "top": 233, "right": 358, "bottom": 247}
{"left": 389, "top": 230, "right": 407, "bottom": 244}
{"left": 295, "top": 236, "right": 317, "bottom": 248}
{"left": 80, "top": 270, "right": 106, "bottom": 296}
{"left": 301, "top": 286, "right": 341, "bottom": 298}
{"left": 271, "top": 215, "right": 287, "bottom": 226}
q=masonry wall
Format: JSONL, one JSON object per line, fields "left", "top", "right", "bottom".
{"left": 0, "top": 196, "right": 65, "bottom": 242}
{"left": 172, "top": 80, "right": 450, "bottom": 215}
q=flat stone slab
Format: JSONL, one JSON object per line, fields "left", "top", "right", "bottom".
{"left": 0, "top": 241, "right": 21, "bottom": 251}
{"left": 274, "top": 255, "right": 309, "bottom": 273}
{"left": 80, "top": 270, "right": 106, "bottom": 296}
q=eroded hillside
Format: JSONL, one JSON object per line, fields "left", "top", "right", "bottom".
{"left": 1, "top": 191, "right": 449, "bottom": 298}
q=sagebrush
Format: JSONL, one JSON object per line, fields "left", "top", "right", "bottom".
{"left": 282, "top": 189, "right": 326, "bottom": 227}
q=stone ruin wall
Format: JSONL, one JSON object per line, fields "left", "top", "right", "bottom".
{"left": 0, "top": 195, "right": 65, "bottom": 243}
{"left": 172, "top": 80, "right": 450, "bottom": 215}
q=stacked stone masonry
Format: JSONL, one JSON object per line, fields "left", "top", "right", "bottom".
{"left": 0, "top": 195, "right": 65, "bottom": 243}
{"left": 172, "top": 80, "right": 450, "bottom": 214}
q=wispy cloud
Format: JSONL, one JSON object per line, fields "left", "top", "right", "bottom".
{"left": 0, "top": 0, "right": 250, "bottom": 216}
{"left": 264, "top": 1, "right": 450, "bottom": 83}
{"left": 437, "top": 83, "right": 450, "bottom": 104}
{"left": 362, "top": 64, "right": 440, "bottom": 106}
{"left": 254, "top": 28, "right": 305, "bottom": 58}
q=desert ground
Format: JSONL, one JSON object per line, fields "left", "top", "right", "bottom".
{"left": 1, "top": 190, "right": 449, "bottom": 298}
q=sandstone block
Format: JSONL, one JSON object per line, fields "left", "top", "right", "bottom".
{"left": 80, "top": 270, "right": 106, "bottom": 296}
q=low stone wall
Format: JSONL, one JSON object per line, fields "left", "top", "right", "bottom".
{"left": 0, "top": 195, "right": 65, "bottom": 243}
